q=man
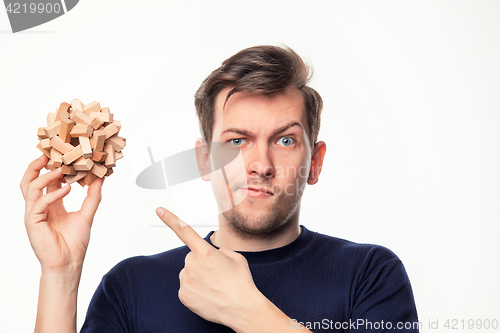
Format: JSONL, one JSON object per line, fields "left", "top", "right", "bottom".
{"left": 21, "top": 45, "right": 419, "bottom": 332}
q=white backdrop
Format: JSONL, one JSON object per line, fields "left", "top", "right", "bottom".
{"left": 1, "top": 1, "right": 499, "bottom": 332}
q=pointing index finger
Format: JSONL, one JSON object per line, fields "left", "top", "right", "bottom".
{"left": 156, "top": 207, "right": 213, "bottom": 253}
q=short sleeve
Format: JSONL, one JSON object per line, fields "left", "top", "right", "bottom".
{"left": 351, "top": 246, "right": 419, "bottom": 332}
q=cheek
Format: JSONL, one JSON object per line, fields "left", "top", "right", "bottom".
{"left": 209, "top": 143, "right": 246, "bottom": 185}
{"left": 275, "top": 157, "right": 311, "bottom": 183}
{"left": 223, "top": 151, "right": 247, "bottom": 186}
{"left": 210, "top": 171, "right": 235, "bottom": 213}
{"left": 269, "top": 162, "right": 308, "bottom": 197}
{"left": 209, "top": 152, "right": 248, "bottom": 211}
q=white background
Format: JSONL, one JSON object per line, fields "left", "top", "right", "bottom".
{"left": 1, "top": 1, "right": 499, "bottom": 332}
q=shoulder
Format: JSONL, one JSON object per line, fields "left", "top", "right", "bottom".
{"left": 305, "top": 228, "right": 408, "bottom": 283}
{"left": 300, "top": 229, "right": 419, "bottom": 326}
{"left": 310, "top": 229, "right": 401, "bottom": 263}
{"left": 103, "top": 244, "right": 192, "bottom": 283}
{"left": 310, "top": 229, "right": 415, "bottom": 290}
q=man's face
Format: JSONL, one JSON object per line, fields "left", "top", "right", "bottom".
{"left": 208, "top": 87, "right": 312, "bottom": 239}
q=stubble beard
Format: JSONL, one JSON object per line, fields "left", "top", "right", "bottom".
{"left": 221, "top": 182, "right": 305, "bottom": 240}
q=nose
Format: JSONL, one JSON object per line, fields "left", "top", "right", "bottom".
{"left": 247, "top": 142, "right": 276, "bottom": 179}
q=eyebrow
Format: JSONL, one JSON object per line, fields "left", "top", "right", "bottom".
{"left": 220, "top": 121, "right": 304, "bottom": 138}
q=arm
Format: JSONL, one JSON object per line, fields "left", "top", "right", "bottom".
{"left": 35, "top": 268, "right": 81, "bottom": 333}
{"left": 350, "top": 247, "right": 419, "bottom": 332}
{"left": 20, "top": 155, "right": 103, "bottom": 333}
{"left": 155, "top": 207, "right": 312, "bottom": 333}
{"left": 223, "top": 290, "right": 313, "bottom": 333}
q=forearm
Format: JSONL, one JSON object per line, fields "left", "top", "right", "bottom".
{"left": 35, "top": 269, "right": 82, "bottom": 333}
{"left": 229, "top": 295, "right": 313, "bottom": 333}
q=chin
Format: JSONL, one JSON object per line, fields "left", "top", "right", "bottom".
{"left": 222, "top": 201, "right": 298, "bottom": 240}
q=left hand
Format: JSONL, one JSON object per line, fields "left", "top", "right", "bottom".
{"left": 156, "top": 207, "right": 264, "bottom": 327}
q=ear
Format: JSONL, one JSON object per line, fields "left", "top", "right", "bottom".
{"left": 307, "top": 141, "right": 326, "bottom": 185}
{"left": 195, "top": 138, "right": 211, "bottom": 181}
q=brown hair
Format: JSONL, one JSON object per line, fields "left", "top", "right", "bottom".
{"left": 194, "top": 45, "right": 323, "bottom": 151}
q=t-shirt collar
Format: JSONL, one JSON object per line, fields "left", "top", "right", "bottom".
{"left": 204, "top": 225, "right": 316, "bottom": 266}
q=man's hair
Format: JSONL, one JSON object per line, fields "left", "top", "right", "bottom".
{"left": 194, "top": 45, "right": 323, "bottom": 151}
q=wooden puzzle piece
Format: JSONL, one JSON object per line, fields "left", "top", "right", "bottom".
{"left": 79, "top": 136, "right": 93, "bottom": 158}
{"left": 57, "top": 102, "right": 71, "bottom": 121}
{"left": 83, "top": 101, "right": 101, "bottom": 116}
{"left": 37, "top": 99, "right": 125, "bottom": 187}
{"left": 71, "top": 99, "right": 84, "bottom": 112}
{"left": 59, "top": 118, "right": 75, "bottom": 143}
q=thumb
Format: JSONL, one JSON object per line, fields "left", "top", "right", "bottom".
{"left": 79, "top": 177, "right": 103, "bottom": 224}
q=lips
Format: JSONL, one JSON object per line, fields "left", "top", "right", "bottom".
{"left": 245, "top": 187, "right": 274, "bottom": 195}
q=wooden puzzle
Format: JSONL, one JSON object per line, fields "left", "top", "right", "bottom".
{"left": 37, "top": 99, "right": 125, "bottom": 187}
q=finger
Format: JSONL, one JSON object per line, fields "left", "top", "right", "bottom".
{"left": 46, "top": 179, "right": 66, "bottom": 212}
{"left": 20, "top": 155, "right": 48, "bottom": 199}
{"left": 25, "top": 168, "right": 64, "bottom": 211}
{"left": 26, "top": 184, "right": 71, "bottom": 225}
{"left": 47, "top": 178, "right": 62, "bottom": 194}
{"left": 218, "top": 247, "right": 243, "bottom": 261}
{"left": 179, "top": 267, "right": 185, "bottom": 282}
{"left": 218, "top": 247, "right": 245, "bottom": 261}
{"left": 78, "top": 177, "right": 103, "bottom": 225}
{"left": 184, "top": 251, "right": 192, "bottom": 264}
{"left": 156, "top": 207, "right": 213, "bottom": 253}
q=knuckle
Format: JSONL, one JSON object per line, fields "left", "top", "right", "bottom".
{"left": 184, "top": 252, "right": 192, "bottom": 265}
{"left": 233, "top": 252, "right": 247, "bottom": 265}
{"left": 178, "top": 288, "right": 186, "bottom": 304}
{"left": 27, "top": 160, "right": 36, "bottom": 170}
{"left": 236, "top": 252, "right": 246, "bottom": 261}
{"left": 177, "top": 226, "right": 190, "bottom": 239}
{"left": 37, "top": 193, "right": 50, "bottom": 206}
{"left": 198, "top": 247, "right": 212, "bottom": 258}
{"left": 25, "top": 182, "right": 34, "bottom": 197}
{"left": 20, "top": 183, "right": 26, "bottom": 198}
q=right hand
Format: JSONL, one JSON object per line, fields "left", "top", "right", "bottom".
{"left": 20, "top": 155, "right": 103, "bottom": 275}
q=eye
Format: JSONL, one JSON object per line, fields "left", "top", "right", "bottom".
{"left": 228, "top": 138, "right": 246, "bottom": 146}
{"left": 277, "top": 136, "right": 295, "bottom": 146}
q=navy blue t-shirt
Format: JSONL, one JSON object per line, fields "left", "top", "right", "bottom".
{"left": 81, "top": 226, "right": 419, "bottom": 332}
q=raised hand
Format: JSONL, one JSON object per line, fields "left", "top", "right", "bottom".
{"left": 21, "top": 155, "right": 103, "bottom": 275}
{"left": 155, "top": 206, "right": 269, "bottom": 328}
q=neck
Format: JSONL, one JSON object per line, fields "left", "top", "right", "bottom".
{"left": 212, "top": 214, "right": 302, "bottom": 252}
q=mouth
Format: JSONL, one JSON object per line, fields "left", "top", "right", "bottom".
{"left": 242, "top": 186, "right": 274, "bottom": 196}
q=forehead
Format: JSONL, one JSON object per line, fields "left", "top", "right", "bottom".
{"left": 213, "top": 87, "right": 308, "bottom": 136}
